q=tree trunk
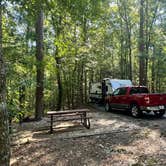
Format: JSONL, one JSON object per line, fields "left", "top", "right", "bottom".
{"left": 151, "top": 57, "right": 155, "bottom": 93}
{"left": 54, "top": 16, "right": 63, "bottom": 111}
{"left": 77, "top": 62, "right": 84, "bottom": 104}
{"left": 118, "top": 1, "right": 132, "bottom": 80}
{"left": 126, "top": 20, "right": 132, "bottom": 81}
{"left": 84, "top": 69, "right": 87, "bottom": 103}
{"left": 144, "top": 0, "right": 158, "bottom": 88}
{"left": 139, "top": 0, "right": 146, "bottom": 86}
{"left": 144, "top": 0, "right": 149, "bottom": 86}
{"left": 119, "top": 19, "right": 125, "bottom": 79}
{"left": 55, "top": 57, "right": 63, "bottom": 110}
{"left": 77, "top": 16, "right": 87, "bottom": 104}
{"left": 0, "top": 4, "right": 10, "bottom": 165}
{"left": 19, "top": 85, "right": 25, "bottom": 123}
{"left": 35, "top": 9, "right": 44, "bottom": 120}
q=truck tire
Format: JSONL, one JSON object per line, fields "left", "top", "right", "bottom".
{"left": 131, "top": 104, "right": 142, "bottom": 118}
{"left": 154, "top": 110, "right": 165, "bottom": 118}
{"left": 105, "top": 102, "right": 111, "bottom": 112}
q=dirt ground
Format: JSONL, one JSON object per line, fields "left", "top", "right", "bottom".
{"left": 11, "top": 105, "right": 166, "bottom": 166}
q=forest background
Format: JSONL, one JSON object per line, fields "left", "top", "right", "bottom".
{"left": 1, "top": 0, "right": 166, "bottom": 120}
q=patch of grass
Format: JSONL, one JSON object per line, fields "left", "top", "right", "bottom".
{"left": 133, "top": 155, "right": 157, "bottom": 166}
{"left": 160, "top": 130, "right": 166, "bottom": 137}
{"left": 146, "top": 157, "right": 157, "bottom": 166}
{"left": 132, "top": 163, "right": 143, "bottom": 166}
{"left": 135, "top": 129, "right": 150, "bottom": 139}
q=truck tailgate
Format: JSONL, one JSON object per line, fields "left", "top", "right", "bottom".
{"left": 148, "top": 93, "right": 166, "bottom": 105}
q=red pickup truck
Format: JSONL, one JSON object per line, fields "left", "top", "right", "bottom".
{"left": 105, "top": 86, "right": 166, "bottom": 118}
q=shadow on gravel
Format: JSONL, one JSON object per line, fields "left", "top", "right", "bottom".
{"left": 90, "top": 103, "right": 166, "bottom": 119}
{"left": 11, "top": 104, "right": 166, "bottom": 166}
{"left": 89, "top": 103, "right": 166, "bottom": 136}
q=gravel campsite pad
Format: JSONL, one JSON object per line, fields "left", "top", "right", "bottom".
{"left": 11, "top": 105, "right": 166, "bottom": 166}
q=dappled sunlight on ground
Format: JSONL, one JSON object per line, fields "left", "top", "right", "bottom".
{"left": 96, "top": 119, "right": 117, "bottom": 126}
{"left": 11, "top": 106, "right": 166, "bottom": 166}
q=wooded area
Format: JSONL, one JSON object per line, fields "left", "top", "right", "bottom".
{"left": 0, "top": 0, "right": 166, "bottom": 165}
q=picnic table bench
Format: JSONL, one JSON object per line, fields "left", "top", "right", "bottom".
{"left": 47, "top": 109, "right": 91, "bottom": 133}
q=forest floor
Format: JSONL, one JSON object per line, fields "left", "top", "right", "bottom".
{"left": 11, "top": 104, "right": 166, "bottom": 166}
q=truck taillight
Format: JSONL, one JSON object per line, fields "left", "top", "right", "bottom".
{"left": 144, "top": 96, "right": 150, "bottom": 104}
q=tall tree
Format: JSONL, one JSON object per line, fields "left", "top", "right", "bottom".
{"left": 49, "top": 5, "right": 63, "bottom": 111}
{"left": 139, "top": 0, "right": 146, "bottom": 86}
{"left": 117, "top": 0, "right": 133, "bottom": 80}
{"left": 35, "top": 4, "right": 44, "bottom": 120}
{"left": 0, "top": 2, "right": 10, "bottom": 165}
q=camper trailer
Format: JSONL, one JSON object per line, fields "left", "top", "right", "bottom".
{"left": 89, "top": 78, "right": 132, "bottom": 103}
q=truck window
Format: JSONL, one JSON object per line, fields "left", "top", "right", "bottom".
{"left": 130, "top": 88, "right": 138, "bottom": 94}
{"left": 139, "top": 87, "right": 149, "bottom": 93}
{"left": 130, "top": 87, "right": 149, "bottom": 94}
{"left": 119, "top": 87, "right": 127, "bottom": 95}
{"left": 113, "top": 88, "right": 120, "bottom": 95}
{"left": 113, "top": 87, "right": 127, "bottom": 96}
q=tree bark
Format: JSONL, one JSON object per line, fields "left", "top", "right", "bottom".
{"left": 79, "top": 62, "right": 84, "bottom": 104}
{"left": 151, "top": 47, "right": 155, "bottom": 93}
{"left": 0, "top": 4, "right": 10, "bottom": 165}
{"left": 19, "top": 85, "right": 25, "bottom": 123}
{"left": 118, "top": 1, "right": 132, "bottom": 80}
{"left": 145, "top": 0, "right": 158, "bottom": 88}
{"left": 125, "top": 14, "right": 132, "bottom": 81}
{"left": 79, "top": 16, "right": 87, "bottom": 104}
{"left": 54, "top": 16, "right": 63, "bottom": 111}
{"left": 139, "top": 0, "right": 146, "bottom": 86}
{"left": 84, "top": 69, "right": 87, "bottom": 103}
{"left": 35, "top": 8, "right": 44, "bottom": 120}
{"left": 55, "top": 57, "right": 62, "bottom": 110}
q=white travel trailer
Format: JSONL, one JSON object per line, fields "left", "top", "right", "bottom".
{"left": 89, "top": 82, "right": 102, "bottom": 102}
{"left": 89, "top": 78, "right": 132, "bottom": 103}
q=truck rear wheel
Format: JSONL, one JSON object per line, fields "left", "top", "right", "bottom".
{"left": 154, "top": 110, "right": 165, "bottom": 118}
{"left": 131, "top": 104, "right": 142, "bottom": 118}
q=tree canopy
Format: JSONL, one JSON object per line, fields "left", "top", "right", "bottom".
{"left": 1, "top": 0, "right": 166, "bottom": 117}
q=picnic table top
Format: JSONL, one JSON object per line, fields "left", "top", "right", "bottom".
{"left": 47, "top": 109, "right": 90, "bottom": 115}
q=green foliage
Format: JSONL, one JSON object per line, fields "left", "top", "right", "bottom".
{"left": 3, "top": 0, "right": 166, "bottom": 117}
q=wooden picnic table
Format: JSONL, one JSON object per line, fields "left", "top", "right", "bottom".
{"left": 47, "top": 109, "right": 91, "bottom": 134}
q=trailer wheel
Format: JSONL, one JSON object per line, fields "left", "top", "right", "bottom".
{"left": 154, "top": 110, "right": 165, "bottom": 118}
{"left": 105, "top": 102, "right": 111, "bottom": 112}
{"left": 131, "top": 104, "right": 142, "bottom": 118}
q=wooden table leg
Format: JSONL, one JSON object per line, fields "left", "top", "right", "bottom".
{"left": 82, "top": 112, "right": 90, "bottom": 129}
{"left": 86, "top": 118, "right": 90, "bottom": 129}
{"left": 83, "top": 112, "right": 87, "bottom": 126}
{"left": 50, "top": 115, "right": 53, "bottom": 134}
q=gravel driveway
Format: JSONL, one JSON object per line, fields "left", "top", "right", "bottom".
{"left": 11, "top": 104, "right": 166, "bottom": 166}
